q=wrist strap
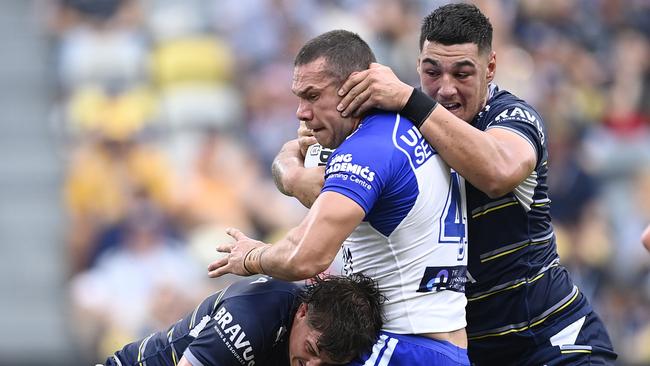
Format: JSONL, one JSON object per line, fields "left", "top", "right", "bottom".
{"left": 244, "top": 245, "right": 270, "bottom": 275}
{"left": 399, "top": 88, "right": 438, "bottom": 129}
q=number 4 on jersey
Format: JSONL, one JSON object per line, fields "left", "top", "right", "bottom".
{"left": 439, "top": 171, "right": 467, "bottom": 252}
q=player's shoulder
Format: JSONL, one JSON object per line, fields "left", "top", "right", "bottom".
{"left": 355, "top": 110, "right": 401, "bottom": 137}
{"left": 485, "top": 90, "right": 539, "bottom": 121}
{"left": 338, "top": 110, "right": 407, "bottom": 153}
{"left": 223, "top": 276, "right": 303, "bottom": 300}
{"left": 482, "top": 88, "right": 543, "bottom": 127}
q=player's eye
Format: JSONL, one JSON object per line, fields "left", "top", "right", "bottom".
{"left": 308, "top": 94, "right": 319, "bottom": 102}
{"left": 425, "top": 69, "right": 440, "bottom": 77}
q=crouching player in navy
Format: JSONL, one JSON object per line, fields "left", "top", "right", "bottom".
{"left": 104, "top": 274, "right": 383, "bottom": 366}
{"left": 209, "top": 30, "right": 470, "bottom": 366}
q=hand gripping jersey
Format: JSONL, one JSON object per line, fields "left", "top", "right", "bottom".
{"left": 323, "top": 111, "right": 468, "bottom": 334}
{"left": 106, "top": 276, "right": 299, "bottom": 366}
{"left": 464, "top": 84, "right": 601, "bottom": 363}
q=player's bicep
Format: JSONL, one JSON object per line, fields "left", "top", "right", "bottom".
{"left": 305, "top": 191, "right": 366, "bottom": 246}
{"left": 486, "top": 127, "right": 536, "bottom": 180}
{"left": 287, "top": 192, "right": 365, "bottom": 272}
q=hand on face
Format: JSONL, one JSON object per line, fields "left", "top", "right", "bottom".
{"left": 297, "top": 120, "right": 317, "bottom": 157}
{"left": 207, "top": 228, "right": 267, "bottom": 277}
{"left": 336, "top": 62, "right": 413, "bottom": 118}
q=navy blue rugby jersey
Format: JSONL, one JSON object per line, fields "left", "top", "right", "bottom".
{"left": 107, "top": 275, "right": 300, "bottom": 366}
{"left": 464, "top": 85, "right": 591, "bottom": 345}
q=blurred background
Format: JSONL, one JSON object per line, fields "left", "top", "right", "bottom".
{"left": 0, "top": 0, "right": 648, "bottom": 364}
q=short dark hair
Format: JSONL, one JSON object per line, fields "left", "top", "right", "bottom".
{"left": 299, "top": 274, "right": 385, "bottom": 363}
{"left": 420, "top": 3, "right": 493, "bottom": 54}
{"left": 294, "top": 30, "right": 377, "bottom": 85}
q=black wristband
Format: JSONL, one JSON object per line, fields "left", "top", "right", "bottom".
{"left": 399, "top": 88, "right": 438, "bottom": 129}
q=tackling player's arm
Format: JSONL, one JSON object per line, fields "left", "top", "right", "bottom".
{"left": 208, "top": 191, "right": 365, "bottom": 281}
{"left": 336, "top": 63, "right": 535, "bottom": 198}
{"left": 418, "top": 106, "right": 536, "bottom": 198}
{"left": 272, "top": 138, "right": 324, "bottom": 208}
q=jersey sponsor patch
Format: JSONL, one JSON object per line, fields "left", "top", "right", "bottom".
{"left": 494, "top": 106, "right": 537, "bottom": 124}
{"left": 213, "top": 306, "right": 256, "bottom": 365}
{"left": 394, "top": 123, "right": 435, "bottom": 168}
{"left": 325, "top": 153, "right": 376, "bottom": 190}
{"left": 491, "top": 106, "right": 545, "bottom": 144}
{"left": 417, "top": 266, "right": 467, "bottom": 293}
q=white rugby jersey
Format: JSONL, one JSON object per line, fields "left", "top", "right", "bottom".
{"left": 322, "top": 111, "right": 468, "bottom": 334}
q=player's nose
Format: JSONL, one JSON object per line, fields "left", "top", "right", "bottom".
{"left": 296, "top": 100, "right": 313, "bottom": 121}
{"left": 437, "top": 74, "right": 458, "bottom": 99}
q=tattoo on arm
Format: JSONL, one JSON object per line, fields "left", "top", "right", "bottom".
{"left": 272, "top": 158, "right": 290, "bottom": 196}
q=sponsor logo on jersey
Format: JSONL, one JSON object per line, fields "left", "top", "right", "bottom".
{"left": 342, "top": 246, "right": 354, "bottom": 275}
{"left": 416, "top": 266, "right": 467, "bottom": 293}
{"left": 326, "top": 153, "right": 375, "bottom": 189}
{"left": 494, "top": 107, "right": 537, "bottom": 123}
{"left": 213, "top": 306, "right": 256, "bottom": 365}
{"left": 493, "top": 106, "right": 545, "bottom": 144}
{"left": 395, "top": 125, "right": 435, "bottom": 167}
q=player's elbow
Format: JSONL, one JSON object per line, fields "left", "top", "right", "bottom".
{"left": 277, "top": 166, "right": 299, "bottom": 197}
{"left": 483, "top": 184, "right": 513, "bottom": 199}
{"left": 479, "top": 172, "right": 518, "bottom": 199}
{"left": 481, "top": 160, "right": 533, "bottom": 198}
{"left": 272, "top": 161, "right": 294, "bottom": 197}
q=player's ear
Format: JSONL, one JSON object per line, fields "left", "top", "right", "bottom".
{"left": 486, "top": 51, "right": 496, "bottom": 82}
{"left": 297, "top": 302, "right": 308, "bottom": 319}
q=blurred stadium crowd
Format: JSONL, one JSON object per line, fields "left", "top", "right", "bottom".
{"left": 41, "top": 0, "right": 650, "bottom": 364}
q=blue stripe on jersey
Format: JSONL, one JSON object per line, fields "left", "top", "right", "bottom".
{"left": 348, "top": 331, "right": 470, "bottom": 366}
{"left": 323, "top": 112, "right": 424, "bottom": 237}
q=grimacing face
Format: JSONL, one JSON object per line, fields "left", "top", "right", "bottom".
{"left": 288, "top": 303, "right": 344, "bottom": 366}
{"left": 292, "top": 57, "right": 359, "bottom": 149}
{"left": 417, "top": 40, "right": 496, "bottom": 123}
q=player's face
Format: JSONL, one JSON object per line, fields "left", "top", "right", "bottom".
{"left": 288, "top": 303, "right": 344, "bottom": 366}
{"left": 417, "top": 41, "right": 496, "bottom": 123}
{"left": 292, "top": 58, "right": 358, "bottom": 149}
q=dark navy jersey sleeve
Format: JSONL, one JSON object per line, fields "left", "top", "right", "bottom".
{"left": 482, "top": 92, "right": 546, "bottom": 167}
{"left": 321, "top": 112, "right": 399, "bottom": 215}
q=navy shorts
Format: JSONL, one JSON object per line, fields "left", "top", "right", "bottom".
{"left": 470, "top": 310, "right": 616, "bottom": 365}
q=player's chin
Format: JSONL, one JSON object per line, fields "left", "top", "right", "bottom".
{"left": 449, "top": 108, "right": 470, "bottom": 123}
{"left": 314, "top": 135, "right": 334, "bottom": 149}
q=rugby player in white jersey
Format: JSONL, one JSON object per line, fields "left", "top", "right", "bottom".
{"left": 208, "top": 29, "right": 470, "bottom": 365}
